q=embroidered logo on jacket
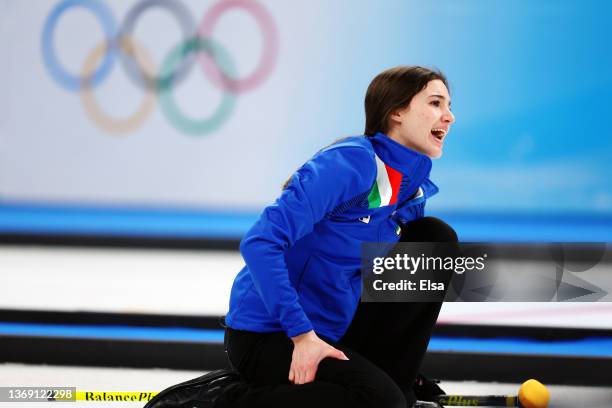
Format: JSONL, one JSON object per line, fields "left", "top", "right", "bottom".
{"left": 358, "top": 215, "right": 371, "bottom": 224}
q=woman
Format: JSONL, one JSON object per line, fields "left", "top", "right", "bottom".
{"left": 148, "top": 66, "right": 457, "bottom": 408}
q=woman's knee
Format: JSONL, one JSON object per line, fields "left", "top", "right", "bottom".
{"left": 401, "top": 216, "right": 458, "bottom": 242}
{"left": 365, "top": 381, "right": 407, "bottom": 408}
{"left": 319, "top": 353, "right": 408, "bottom": 408}
{"left": 351, "top": 368, "right": 407, "bottom": 408}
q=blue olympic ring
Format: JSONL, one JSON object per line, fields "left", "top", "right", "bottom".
{"left": 41, "top": 0, "right": 117, "bottom": 91}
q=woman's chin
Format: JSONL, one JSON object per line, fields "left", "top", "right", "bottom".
{"left": 426, "top": 146, "right": 443, "bottom": 159}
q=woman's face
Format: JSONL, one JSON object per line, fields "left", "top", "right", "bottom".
{"left": 387, "top": 79, "right": 455, "bottom": 159}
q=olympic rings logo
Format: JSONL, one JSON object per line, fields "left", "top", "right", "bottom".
{"left": 41, "top": 0, "right": 278, "bottom": 136}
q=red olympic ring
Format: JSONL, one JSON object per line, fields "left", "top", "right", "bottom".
{"left": 198, "top": 0, "right": 279, "bottom": 93}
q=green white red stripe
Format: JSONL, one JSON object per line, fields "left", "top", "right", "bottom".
{"left": 367, "top": 155, "right": 403, "bottom": 208}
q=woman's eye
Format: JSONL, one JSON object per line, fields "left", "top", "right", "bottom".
{"left": 430, "top": 101, "right": 440, "bottom": 107}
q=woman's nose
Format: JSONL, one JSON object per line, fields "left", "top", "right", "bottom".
{"left": 444, "top": 109, "right": 455, "bottom": 124}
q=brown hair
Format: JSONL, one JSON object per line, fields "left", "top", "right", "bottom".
{"left": 364, "top": 66, "right": 448, "bottom": 136}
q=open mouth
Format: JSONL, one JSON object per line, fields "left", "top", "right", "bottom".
{"left": 430, "top": 128, "right": 446, "bottom": 144}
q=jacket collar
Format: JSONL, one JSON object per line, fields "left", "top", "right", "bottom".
{"left": 368, "top": 132, "right": 432, "bottom": 176}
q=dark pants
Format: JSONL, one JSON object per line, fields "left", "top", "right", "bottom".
{"left": 223, "top": 217, "right": 457, "bottom": 408}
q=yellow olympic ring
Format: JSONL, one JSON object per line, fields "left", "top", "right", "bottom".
{"left": 80, "top": 37, "right": 156, "bottom": 136}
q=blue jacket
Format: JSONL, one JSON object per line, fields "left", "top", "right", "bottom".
{"left": 225, "top": 132, "right": 439, "bottom": 342}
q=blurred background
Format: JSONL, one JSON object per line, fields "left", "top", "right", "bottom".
{"left": 0, "top": 0, "right": 611, "bottom": 405}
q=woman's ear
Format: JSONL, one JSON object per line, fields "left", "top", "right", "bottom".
{"left": 389, "top": 108, "right": 404, "bottom": 126}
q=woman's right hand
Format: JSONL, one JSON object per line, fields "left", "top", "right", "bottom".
{"left": 289, "top": 330, "right": 349, "bottom": 385}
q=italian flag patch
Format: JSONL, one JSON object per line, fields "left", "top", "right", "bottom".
{"left": 367, "top": 155, "right": 403, "bottom": 208}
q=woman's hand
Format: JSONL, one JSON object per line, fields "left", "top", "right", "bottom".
{"left": 288, "top": 330, "right": 349, "bottom": 385}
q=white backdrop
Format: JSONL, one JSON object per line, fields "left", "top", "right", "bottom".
{"left": 2, "top": 0, "right": 611, "bottom": 220}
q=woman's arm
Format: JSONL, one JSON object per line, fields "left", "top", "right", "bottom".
{"left": 240, "top": 145, "right": 375, "bottom": 337}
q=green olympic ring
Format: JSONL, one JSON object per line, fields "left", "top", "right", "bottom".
{"left": 159, "top": 37, "right": 236, "bottom": 136}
